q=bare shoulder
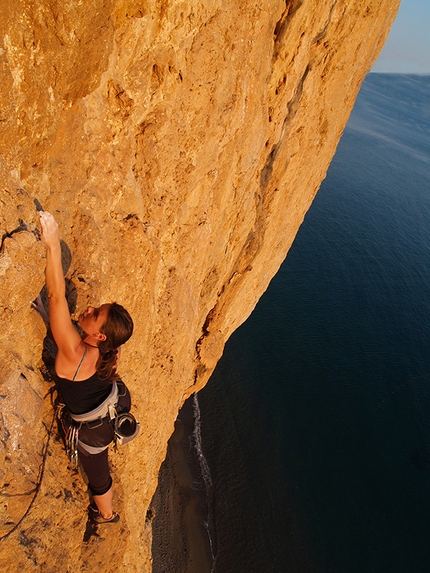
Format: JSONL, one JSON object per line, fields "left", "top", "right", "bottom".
{"left": 55, "top": 340, "right": 89, "bottom": 379}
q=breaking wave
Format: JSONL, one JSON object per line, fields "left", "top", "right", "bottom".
{"left": 192, "top": 393, "right": 217, "bottom": 572}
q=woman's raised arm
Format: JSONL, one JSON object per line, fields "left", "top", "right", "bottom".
{"left": 39, "top": 212, "right": 82, "bottom": 357}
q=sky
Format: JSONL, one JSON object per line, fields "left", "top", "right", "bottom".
{"left": 372, "top": 0, "right": 430, "bottom": 73}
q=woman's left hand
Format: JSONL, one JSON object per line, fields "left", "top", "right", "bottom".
{"left": 39, "top": 211, "right": 60, "bottom": 248}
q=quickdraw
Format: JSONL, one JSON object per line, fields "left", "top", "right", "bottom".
{"left": 65, "top": 424, "right": 79, "bottom": 467}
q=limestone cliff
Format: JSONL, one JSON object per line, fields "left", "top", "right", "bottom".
{"left": 0, "top": 0, "right": 399, "bottom": 571}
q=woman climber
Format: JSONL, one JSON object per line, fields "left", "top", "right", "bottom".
{"left": 34, "top": 211, "right": 134, "bottom": 524}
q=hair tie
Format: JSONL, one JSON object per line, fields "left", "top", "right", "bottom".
{"left": 102, "top": 348, "right": 117, "bottom": 357}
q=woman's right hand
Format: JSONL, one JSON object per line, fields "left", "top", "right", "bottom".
{"left": 39, "top": 211, "right": 60, "bottom": 248}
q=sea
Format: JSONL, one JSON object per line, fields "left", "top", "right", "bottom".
{"left": 194, "top": 74, "right": 430, "bottom": 573}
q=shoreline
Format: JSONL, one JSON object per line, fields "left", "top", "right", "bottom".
{"left": 151, "top": 397, "right": 213, "bottom": 573}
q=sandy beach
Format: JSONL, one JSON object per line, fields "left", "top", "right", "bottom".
{"left": 151, "top": 398, "right": 213, "bottom": 573}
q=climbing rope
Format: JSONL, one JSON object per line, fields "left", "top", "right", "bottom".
{"left": 0, "top": 409, "right": 56, "bottom": 542}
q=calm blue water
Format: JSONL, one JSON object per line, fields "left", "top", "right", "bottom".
{"left": 197, "top": 74, "right": 430, "bottom": 573}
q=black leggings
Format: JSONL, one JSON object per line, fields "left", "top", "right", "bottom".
{"left": 62, "top": 382, "right": 131, "bottom": 496}
{"left": 78, "top": 446, "right": 112, "bottom": 496}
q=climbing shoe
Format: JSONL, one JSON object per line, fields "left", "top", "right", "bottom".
{"left": 88, "top": 504, "right": 120, "bottom": 524}
{"left": 92, "top": 512, "right": 120, "bottom": 524}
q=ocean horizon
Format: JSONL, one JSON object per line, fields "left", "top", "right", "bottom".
{"left": 195, "top": 73, "right": 430, "bottom": 573}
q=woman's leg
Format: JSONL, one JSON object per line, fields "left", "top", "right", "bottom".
{"left": 93, "top": 485, "right": 114, "bottom": 519}
{"left": 78, "top": 448, "right": 117, "bottom": 519}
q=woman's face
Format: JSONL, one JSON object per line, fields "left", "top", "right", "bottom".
{"left": 78, "top": 304, "right": 110, "bottom": 337}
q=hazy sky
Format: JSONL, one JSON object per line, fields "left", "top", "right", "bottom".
{"left": 372, "top": 0, "right": 430, "bottom": 73}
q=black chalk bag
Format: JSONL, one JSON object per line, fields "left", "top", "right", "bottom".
{"left": 114, "top": 412, "right": 140, "bottom": 445}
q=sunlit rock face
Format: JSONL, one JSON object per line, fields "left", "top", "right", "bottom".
{"left": 0, "top": 0, "right": 399, "bottom": 570}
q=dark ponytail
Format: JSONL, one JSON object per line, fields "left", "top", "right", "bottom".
{"left": 96, "top": 302, "right": 134, "bottom": 380}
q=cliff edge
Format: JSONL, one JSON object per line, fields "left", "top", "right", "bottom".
{"left": 0, "top": 1, "right": 399, "bottom": 571}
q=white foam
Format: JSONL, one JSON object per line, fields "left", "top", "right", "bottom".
{"left": 192, "top": 393, "right": 217, "bottom": 571}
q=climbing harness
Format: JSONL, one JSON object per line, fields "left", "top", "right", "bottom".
{"left": 70, "top": 380, "right": 119, "bottom": 423}
{"left": 57, "top": 380, "right": 140, "bottom": 464}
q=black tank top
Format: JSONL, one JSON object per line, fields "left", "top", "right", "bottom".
{"left": 55, "top": 347, "right": 113, "bottom": 414}
{"left": 56, "top": 373, "right": 113, "bottom": 415}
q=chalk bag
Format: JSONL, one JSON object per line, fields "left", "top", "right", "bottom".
{"left": 114, "top": 412, "right": 140, "bottom": 445}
